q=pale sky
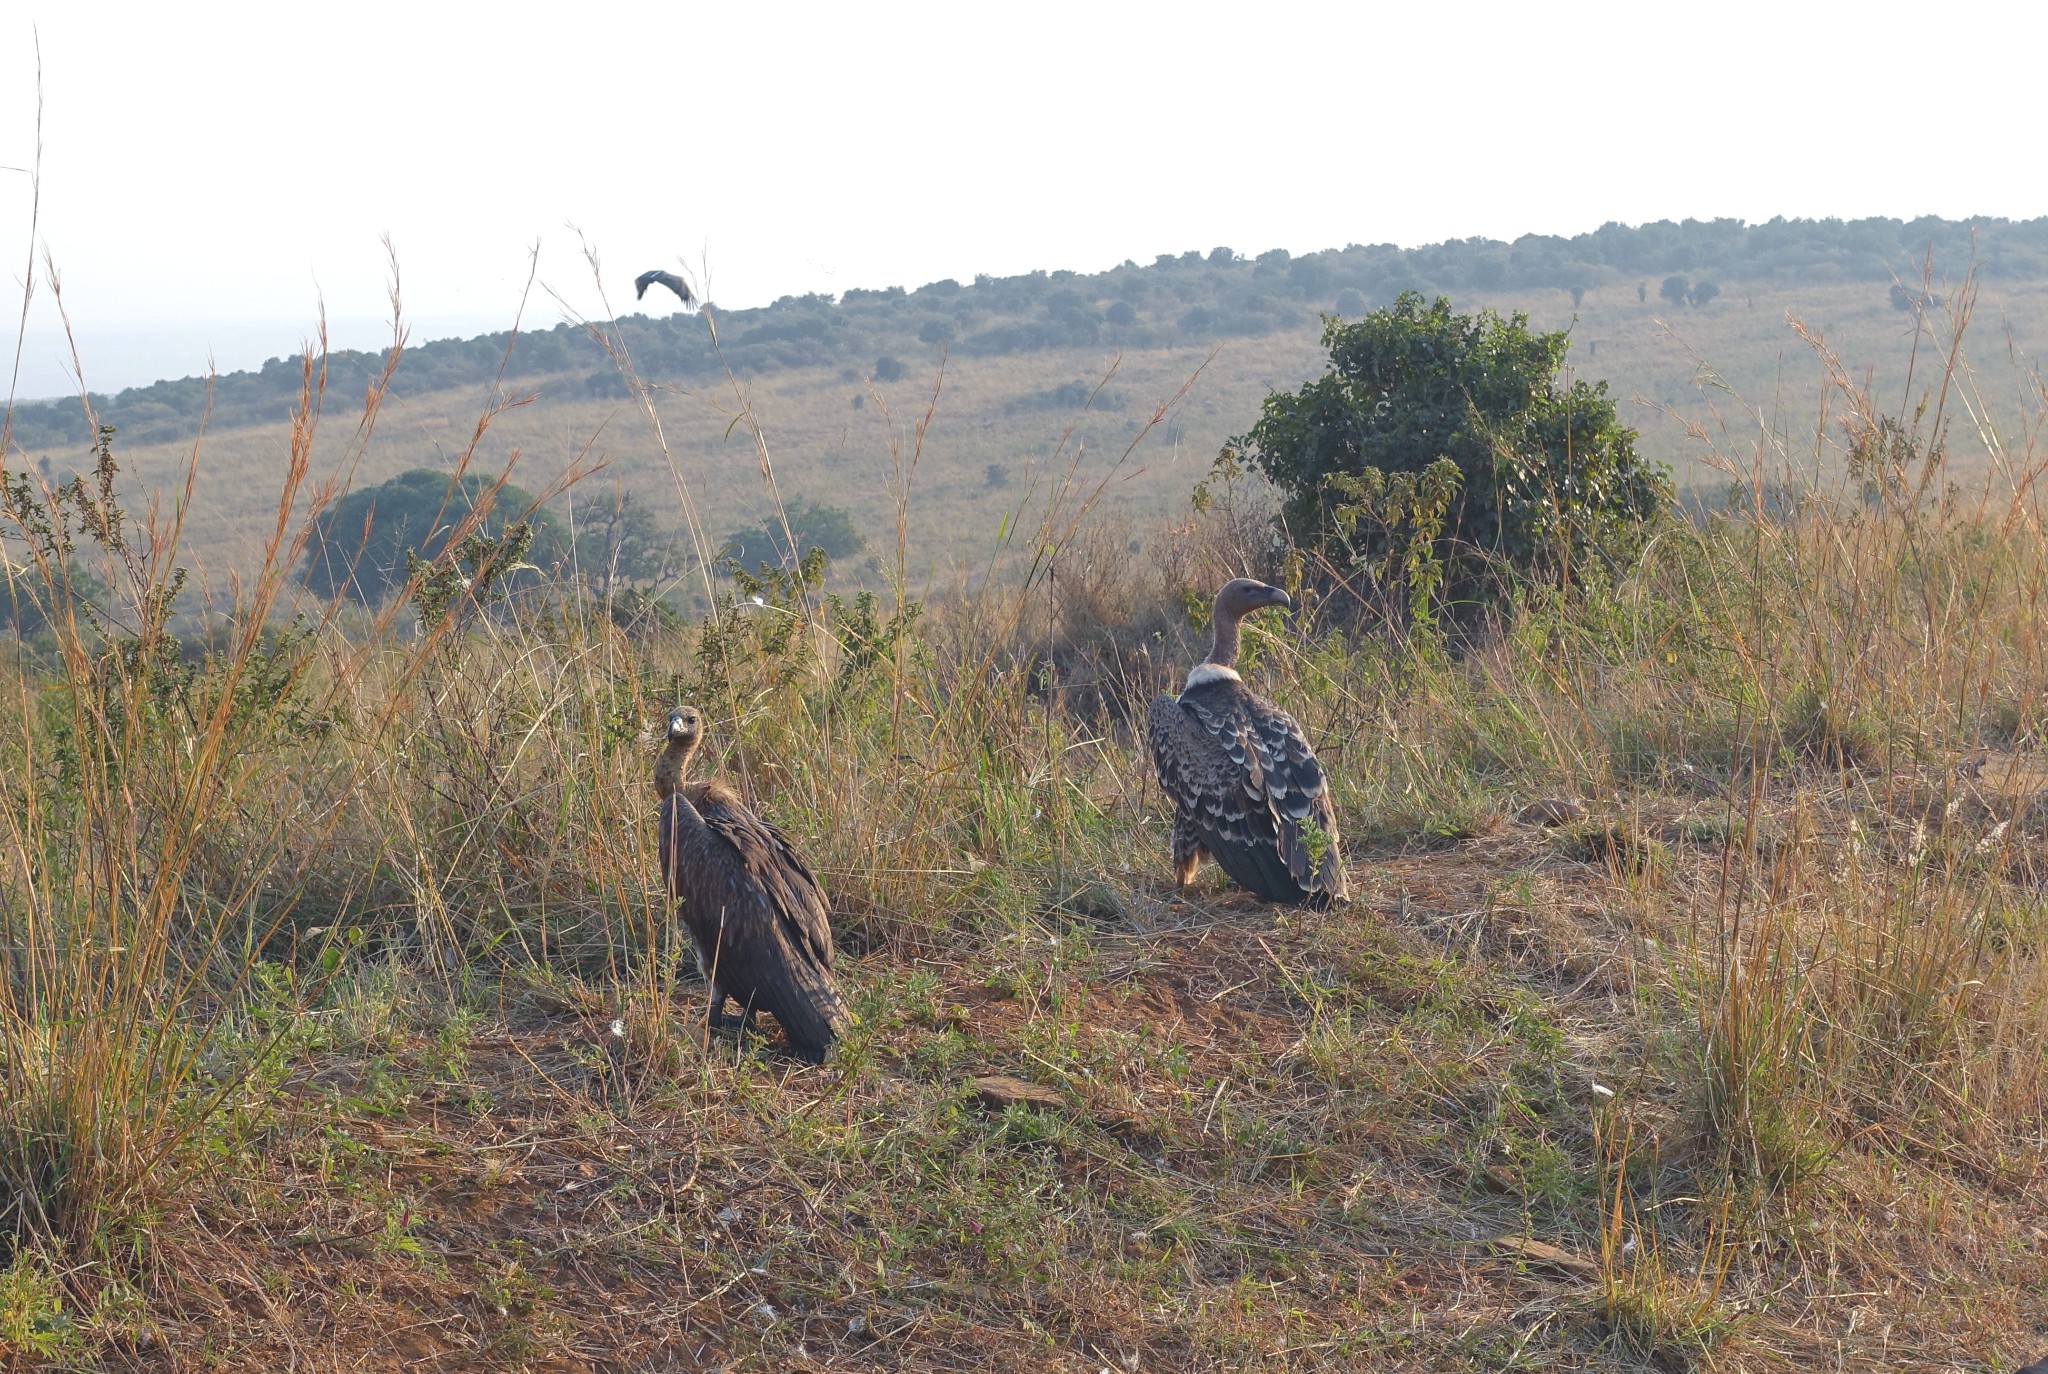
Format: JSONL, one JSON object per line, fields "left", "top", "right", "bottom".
{"left": 3, "top": 0, "right": 2040, "bottom": 399}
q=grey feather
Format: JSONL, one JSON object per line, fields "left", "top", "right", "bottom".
{"left": 1148, "top": 677, "right": 1347, "bottom": 907}
{"left": 634, "top": 269, "right": 696, "bottom": 307}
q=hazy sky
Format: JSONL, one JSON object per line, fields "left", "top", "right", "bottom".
{"left": 3, "top": 0, "right": 2042, "bottom": 398}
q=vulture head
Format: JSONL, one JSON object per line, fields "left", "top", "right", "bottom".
{"left": 1215, "top": 578, "right": 1291, "bottom": 621}
{"left": 667, "top": 707, "right": 707, "bottom": 757}
{"left": 1203, "top": 579, "right": 1292, "bottom": 669}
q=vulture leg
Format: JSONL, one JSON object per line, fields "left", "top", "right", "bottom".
{"left": 1171, "top": 814, "right": 1207, "bottom": 892}
{"left": 706, "top": 980, "right": 747, "bottom": 1032}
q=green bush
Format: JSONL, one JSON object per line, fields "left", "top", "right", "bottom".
{"left": 1229, "top": 292, "right": 1669, "bottom": 615}
{"left": 722, "top": 499, "right": 866, "bottom": 572}
{"left": 300, "top": 469, "right": 568, "bottom": 606}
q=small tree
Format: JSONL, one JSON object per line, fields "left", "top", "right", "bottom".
{"left": 1660, "top": 275, "right": 1691, "bottom": 307}
{"left": 1569, "top": 283, "right": 1588, "bottom": 309}
{"left": 301, "top": 469, "right": 566, "bottom": 607}
{"left": 1229, "top": 293, "right": 1668, "bottom": 616}
{"left": 872, "top": 355, "right": 907, "bottom": 383}
{"left": 1690, "top": 279, "right": 1720, "bottom": 308}
{"left": 722, "top": 500, "right": 866, "bottom": 572}
{"left": 576, "top": 489, "right": 685, "bottom": 597}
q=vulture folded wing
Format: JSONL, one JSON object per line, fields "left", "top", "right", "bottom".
{"left": 690, "top": 786, "right": 835, "bottom": 970}
{"left": 1232, "top": 697, "right": 1346, "bottom": 900}
{"left": 661, "top": 789, "right": 848, "bottom": 1057}
{"left": 1148, "top": 693, "right": 1290, "bottom": 900}
{"left": 1150, "top": 688, "right": 1345, "bottom": 904}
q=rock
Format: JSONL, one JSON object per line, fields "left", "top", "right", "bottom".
{"left": 971, "top": 1074, "right": 1065, "bottom": 1112}
{"left": 1517, "top": 797, "right": 1588, "bottom": 827}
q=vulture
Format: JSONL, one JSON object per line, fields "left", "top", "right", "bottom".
{"left": 654, "top": 707, "right": 850, "bottom": 1061}
{"left": 1146, "top": 578, "right": 1348, "bottom": 907}
{"left": 634, "top": 269, "right": 697, "bottom": 308}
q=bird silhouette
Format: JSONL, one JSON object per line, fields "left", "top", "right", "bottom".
{"left": 634, "top": 269, "right": 697, "bottom": 308}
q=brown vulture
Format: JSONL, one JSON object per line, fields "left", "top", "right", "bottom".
{"left": 654, "top": 707, "right": 850, "bottom": 1060}
{"left": 634, "top": 269, "right": 697, "bottom": 308}
{"left": 1146, "top": 578, "right": 1348, "bottom": 907}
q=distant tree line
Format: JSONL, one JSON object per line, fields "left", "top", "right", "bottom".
{"left": 8, "top": 214, "right": 2039, "bottom": 456}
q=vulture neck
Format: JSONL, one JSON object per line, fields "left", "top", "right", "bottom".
{"left": 654, "top": 734, "right": 701, "bottom": 800}
{"left": 1183, "top": 601, "right": 1248, "bottom": 692}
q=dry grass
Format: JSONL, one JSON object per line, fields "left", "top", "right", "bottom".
{"left": 0, "top": 269, "right": 2047, "bottom": 1372}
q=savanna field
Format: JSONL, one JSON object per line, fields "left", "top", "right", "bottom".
{"left": 3, "top": 262, "right": 2048, "bottom": 1374}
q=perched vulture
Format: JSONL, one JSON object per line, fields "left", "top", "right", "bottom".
{"left": 654, "top": 707, "right": 850, "bottom": 1060}
{"left": 634, "top": 269, "right": 697, "bottom": 308}
{"left": 1147, "top": 579, "right": 1347, "bottom": 907}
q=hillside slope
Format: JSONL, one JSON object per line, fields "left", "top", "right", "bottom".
{"left": 6, "top": 217, "right": 2044, "bottom": 587}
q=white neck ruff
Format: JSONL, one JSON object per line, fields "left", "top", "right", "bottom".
{"left": 1182, "top": 663, "right": 1242, "bottom": 692}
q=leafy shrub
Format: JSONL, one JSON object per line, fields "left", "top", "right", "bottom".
{"left": 722, "top": 500, "right": 866, "bottom": 571}
{"left": 1229, "top": 292, "right": 1669, "bottom": 615}
{"left": 300, "top": 469, "right": 568, "bottom": 606}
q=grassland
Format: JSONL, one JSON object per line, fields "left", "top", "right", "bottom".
{"left": 17, "top": 269, "right": 2048, "bottom": 598}
{"left": 0, "top": 277, "right": 2044, "bottom": 1372}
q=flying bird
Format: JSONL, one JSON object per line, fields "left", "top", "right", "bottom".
{"left": 1147, "top": 579, "right": 1348, "bottom": 907}
{"left": 634, "top": 269, "right": 697, "bottom": 308}
{"left": 654, "top": 707, "right": 850, "bottom": 1061}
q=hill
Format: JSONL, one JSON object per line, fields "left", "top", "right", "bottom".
{"left": 5, "top": 215, "right": 2046, "bottom": 589}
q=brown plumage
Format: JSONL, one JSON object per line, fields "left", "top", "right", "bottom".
{"left": 1147, "top": 579, "right": 1348, "bottom": 907}
{"left": 634, "top": 269, "right": 697, "bottom": 308}
{"left": 654, "top": 707, "right": 850, "bottom": 1061}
